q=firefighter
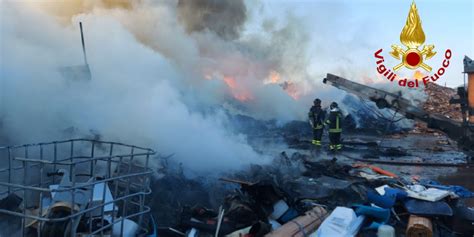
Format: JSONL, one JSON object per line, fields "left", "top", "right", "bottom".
{"left": 325, "top": 102, "right": 342, "bottom": 151}
{"left": 308, "top": 98, "right": 325, "bottom": 147}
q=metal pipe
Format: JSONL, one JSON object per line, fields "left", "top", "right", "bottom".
{"left": 70, "top": 163, "right": 77, "bottom": 237}
{"left": 7, "top": 148, "right": 11, "bottom": 194}
{"left": 79, "top": 22, "right": 88, "bottom": 65}
{"left": 22, "top": 146, "right": 29, "bottom": 237}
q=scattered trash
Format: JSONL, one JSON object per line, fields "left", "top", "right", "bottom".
{"left": 405, "top": 185, "right": 452, "bottom": 202}
{"left": 265, "top": 206, "right": 327, "bottom": 237}
{"left": 403, "top": 199, "right": 453, "bottom": 216}
{"left": 420, "top": 179, "right": 474, "bottom": 198}
{"left": 142, "top": 154, "right": 474, "bottom": 237}
{"left": 353, "top": 163, "right": 398, "bottom": 178}
{"left": 377, "top": 224, "right": 395, "bottom": 237}
{"left": 358, "top": 172, "right": 393, "bottom": 181}
{"left": 2, "top": 138, "right": 472, "bottom": 237}
{"left": 312, "top": 207, "right": 363, "bottom": 237}
{"left": 353, "top": 205, "right": 391, "bottom": 230}
{"left": 369, "top": 186, "right": 407, "bottom": 208}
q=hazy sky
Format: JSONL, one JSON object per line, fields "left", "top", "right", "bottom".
{"left": 257, "top": 0, "right": 474, "bottom": 87}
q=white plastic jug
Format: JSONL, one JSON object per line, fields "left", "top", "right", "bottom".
{"left": 377, "top": 224, "right": 395, "bottom": 237}
{"left": 312, "top": 207, "right": 364, "bottom": 237}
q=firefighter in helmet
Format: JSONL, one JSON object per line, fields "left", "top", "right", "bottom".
{"left": 325, "top": 102, "right": 343, "bottom": 151}
{"left": 308, "top": 98, "right": 325, "bottom": 147}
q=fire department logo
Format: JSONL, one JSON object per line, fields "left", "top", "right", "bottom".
{"left": 390, "top": 1, "right": 436, "bottom": 71}
{"left": 373, "top": 1, "right": 451, "bottom": 88}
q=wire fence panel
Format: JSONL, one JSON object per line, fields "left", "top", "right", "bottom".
{"left": 0, "top": 139, "right": 155, "bottom": 237}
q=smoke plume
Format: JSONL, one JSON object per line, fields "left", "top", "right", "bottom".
{"left": 177, "top": 0, "right": 247, "bottom": 40}
{"left": 0, "top": 1, "right": 275, "bottom": 172}
{"left": 0, "top": 0, "right": 422, "bottom": 173}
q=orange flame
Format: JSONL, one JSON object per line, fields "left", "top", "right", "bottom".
{"left": 223, "top": 76, "right": 237, "bottom": 89}
{"left": 206, "top": 70, "right": 302, "bottom": 102}
{"left": 281, "top": 81, "right": 300, "bottom": 100}
{"left": 413, "top": 70, "right": 425, "bottom": 80}
{"left": 264, "top": 70, "right": 281, "bottom": 85}
{"left": 223, "top": 76, "right": 253, "bottom": 102}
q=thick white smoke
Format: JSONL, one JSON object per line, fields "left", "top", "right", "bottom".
{"left": 1, "top": 0, "right": 424, "bottom": 172}
{"left": 21, "top": 0, "right": 317, "bottom": 120}
{"left": 0, "top": 1, "right": 277, "bottom": 172}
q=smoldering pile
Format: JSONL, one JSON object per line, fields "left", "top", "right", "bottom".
{"left": 149, "top": 152, "right": 367, "bottom": 235}
{"left": 422, "top": 82, "right": 462, "bottom": 121}
{"left": 412, "top": 82, "right": 463, "bottom": 134}
{"left": 148, "top": 149, "right": 474, "bottom": 237}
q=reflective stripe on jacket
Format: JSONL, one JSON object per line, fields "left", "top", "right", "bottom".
{"left": 325, "top": 110, "right": 342, "bottom": 133}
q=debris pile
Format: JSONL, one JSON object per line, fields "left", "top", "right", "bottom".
{"left": 421, "top": 82, "right": 462, "bottom": 121}
{"left": 411, "top": 82, "right": 463, "bottom": 134}
{"left": 151, "top": 153, "right": 474, "bottom": 237}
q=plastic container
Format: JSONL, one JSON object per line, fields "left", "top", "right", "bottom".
{"left": 270, "top": 200, "right": 289, "bottom": 220}
{"left": 377, "top": 224, "right": 395, "bottom": 237}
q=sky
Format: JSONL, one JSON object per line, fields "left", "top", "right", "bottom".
{"left": 257, "top": 0, "right": 474, "bottom": 87}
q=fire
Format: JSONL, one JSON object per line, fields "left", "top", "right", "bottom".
{"left": 223, "top": 76, "right": 237, "bottom": 89}
{"left": 413, "top": 70, "right": 425, "bottom": 80}
{"left": 205, "top": 70, "right": 300, "bottom": 102}
{"left": 233, "top": 93, "right": 253, "bottom": 102}
{"left": 264, "top": 71, "right": 301, "bottom": 100}
{"left": 281, "top": 81, "right": 300, "bottom": 100}
{"left": 223, "top": 76, "right": 253, "bottom": 102}
{"left": 264, "top": 70, "right": 281, "bottom": 85}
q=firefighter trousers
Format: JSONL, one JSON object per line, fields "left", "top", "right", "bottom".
{"left": 329, "top": 132, "right": 342, "bottom": 150}
{"left": 312, "top": 128, "right": 323, "bottom": 146}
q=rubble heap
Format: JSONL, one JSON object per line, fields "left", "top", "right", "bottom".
{"left": 412, "top": 82, "right": 463, "bottom": 134}
{"left": 148, "top": 152, "right": 474, "bottom": 237}
{"left": 422, "top": 82, "right": 462, "bottom": 121}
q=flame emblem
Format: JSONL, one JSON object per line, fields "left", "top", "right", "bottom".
{"left": 390, "top": 1, "right": 436, "bottom": 71}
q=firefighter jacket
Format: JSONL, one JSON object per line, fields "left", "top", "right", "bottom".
{"left": 308, "top": 105, "right": 325, "bottom": 129}
{"left": 325, "top": 108, "right": 342, "bottom": 133}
